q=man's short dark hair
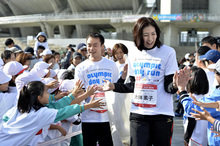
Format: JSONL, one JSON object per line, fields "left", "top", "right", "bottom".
{"left": 37, "top": 45, "right": 45, "bottom": 50}
{"left": 5, "top": 38, "right": 14, "bottom": 46}
{"left": 86, "top": 33, "right": 105, "bottom": 45}
{"left": 201, "top": 36, "right": 217, "bottom": 46}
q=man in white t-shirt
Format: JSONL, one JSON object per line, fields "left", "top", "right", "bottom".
{"left": 75, "top": 33, "right": 118, "bottom": 146}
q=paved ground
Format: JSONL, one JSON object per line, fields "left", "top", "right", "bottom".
{"left": 172, "top": 99, "right": 184, "bottom": 146}
{"left": 172, "top": 116, "right": 184, "bottom": 146}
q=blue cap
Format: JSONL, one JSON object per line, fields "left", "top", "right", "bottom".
{"left": 199, "top": 50, "right": 220, "bottom": 63}
{"left": 77, "top": 43, "right": 86, "bottom": 50}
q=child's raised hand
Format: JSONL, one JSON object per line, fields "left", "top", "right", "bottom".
{"left": 86, "top": 85, "right": 97, "bottom": 96}
{"left": 71, "top": 79, "right": 84, "bottom": 97}
{"left": 210, "top": 128, "right": 220, "bottom": 137}
{"left": 190, "top": 107, "right": 211, "bottom": 120}
{"left": 46, "top": 80, "right": 59, "bottom": 89}
{"left": 89, "top": 94, "right": 105, "bottom": 109}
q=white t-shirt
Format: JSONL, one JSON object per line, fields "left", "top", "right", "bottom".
{"left": 128, "top": 45, "right": 178, "bottom": 116}
{"left": 203, "top": 68, "right": 215, "bottom": 96}
{"left": 75, "top": 57, "right": 118, "bottom": 122}
{"left": 0, "top": 107, "right": 57, "bottom": 146}
{"left": 116, "top": 62, "right": 126, "bottom": 79}
{"left": 67, "top": 64, "right": 76, "bottom": 71}
{"left": 0, "top": 92, "right": 17, "bottom": 125}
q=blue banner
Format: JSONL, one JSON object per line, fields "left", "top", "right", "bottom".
{"left": 153, "top": 14, "right": 182, "bottom": 21}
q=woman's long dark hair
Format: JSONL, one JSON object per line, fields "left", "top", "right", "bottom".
{"left": 18, "top": 81, "right": 45, "bottom": 113}
{"left": 133, "top": 17, "right": 162, "bottom": 51}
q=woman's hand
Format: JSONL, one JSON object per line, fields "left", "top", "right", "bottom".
{"left": 176, "top": 66, "right": 192, "bottom": 92}
{"left": 97, "top": 80, "right": 115, "bottom": 92}
{"left": 121, "top": 64, "right": 128, "bottom": 80}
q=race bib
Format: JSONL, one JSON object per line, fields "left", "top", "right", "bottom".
{"left": 90, "top": 92, "right": 107, "bottom": 113}
{"left": 132, "top": 83, "right": 157, "bottom": 108}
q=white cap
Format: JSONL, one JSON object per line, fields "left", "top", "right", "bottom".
{"left": 0, "top": 71, "right": 12, "bottom": 84}
{"left": 56, "top": 69, "right": 67, "bottom": 80}
{"left": 3, "top": 61, "right": 28, "bottom": 76}
{"left": 49, "top": 69, "right": 57, "bottom": 78}
{"left": 185, "top": 53, "right": 190, "bottom": 60}
{"left": 40, "top": 49, "right": 52, "bottom": 56}
{"left": 15, "top": 72, "right": 41, "bottom": 92}
{"left": 33, "top": 61, "right": 52, "bottom": 69}
{"left": 30, "top": 67, "right": 49, "bottom": 78}
{"left": 59, "top": 79, "right": 76, "bottom": 92}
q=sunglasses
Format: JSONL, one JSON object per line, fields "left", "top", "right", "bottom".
{"left": 81, "top": 49, "right": 87, "bottom": 52}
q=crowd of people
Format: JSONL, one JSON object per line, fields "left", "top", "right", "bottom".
{"left": 1, "top": 16, "right": 220, "bottom": 146}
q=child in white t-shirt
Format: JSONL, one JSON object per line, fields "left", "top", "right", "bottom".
{"left": 0, "top": 71, "right": 17, "bottom": 125}
{"left": 0, "top": 80, "right": 103, "bottom": 145}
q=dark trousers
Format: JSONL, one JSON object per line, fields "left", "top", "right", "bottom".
{"left": 82, "top": 122, "right": 113, "bottom": 146}
{"left": 130, "top": 113, "right": 173, "bottom": 146}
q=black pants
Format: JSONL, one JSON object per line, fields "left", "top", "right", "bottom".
{"left": 82, "top": 122, "right": 113, "bottom": 146}
{"left": 130, "top": 113, "right": 173, "bottom": 146}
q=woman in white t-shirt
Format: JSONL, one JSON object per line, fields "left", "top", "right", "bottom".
{"left": 112, "top": 43, "right": 128, "bottom": 79}
{"left": 0, "top": 81, "right": 103, "bottom": 146}
{"left": 100, "top": 17, "right": 178, "bottom": 146}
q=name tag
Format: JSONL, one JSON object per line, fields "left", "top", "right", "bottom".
{"left": 90, "top": 92, "right": 107, "bottom": 113}
{"left": 132, "top": 83, "right": 157, "bottom": 108}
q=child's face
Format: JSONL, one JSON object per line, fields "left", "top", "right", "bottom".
{"left": 37, "top": 49, "right": 44, "bottom": 57}
{"left": 0, "top": 82, "right": 9, "bottom": 92}
{"left": 38, "top": 35, "right": 45, "bottom": 43}
{"left": 38, "top": 86, "right": 50, "bottom": 105}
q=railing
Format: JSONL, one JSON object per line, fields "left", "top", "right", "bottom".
{"left": 0, "top": 11, "right": 133, "bottom": 24}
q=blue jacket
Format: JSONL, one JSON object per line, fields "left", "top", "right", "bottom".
{"left": 180, "top": 88, "right": 220, "bottom": 146}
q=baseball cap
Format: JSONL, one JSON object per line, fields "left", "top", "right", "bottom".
{"left": 59, "top": 79, "right": 76, "bottom": 92}
{"left": 49, "top": 69, "right": 57, "bottom": 78}
{"left": 24, "top": 47, "right": 34, "bottom": 56}
{"left": 185, "top": 53, "right": 190, "bottom": 60}
{"left": 199, "top": 50, "right": 220, "bottom": 63}
{"left": 6, "top": 47, "right": 19, "bottom": 53}
{"left": 72, "top": 52, "right": 82, "bottom": 59}
{"left": 33, "top": 61, "right": 52, "bottom": 69}
{"left": 215, "top": 59, "right": 220, "bottom": 73}
{"left": 3, "top": 61, "right": 28, "bottom": 76}
{"left": 40, "top": 49, "right": 52, "bottom": 56}
{"left": 77, "top": 43, "right": 86, "bottom": 50}
{"left": 0, "top": 71, "right": 12, "bottom": 84}
{"left": 15, "top": 72, "right": 41, "bottom": 92}
{"left": 30, "top": 67, "right": 49, "bottom": 78}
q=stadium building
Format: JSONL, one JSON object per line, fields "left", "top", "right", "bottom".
{"left": 0, "top": 0, "right": 219, "bottom": 58}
